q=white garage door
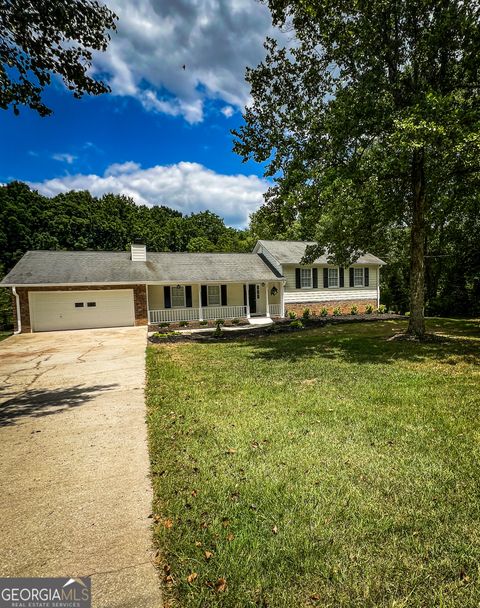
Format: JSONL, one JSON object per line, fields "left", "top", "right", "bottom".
{"left": 29, "top": 290, "right": 135, "bottom": 332}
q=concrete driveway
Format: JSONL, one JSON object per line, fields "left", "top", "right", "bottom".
{"left": 0, "top": 327, "right": 162, "bottom": 608}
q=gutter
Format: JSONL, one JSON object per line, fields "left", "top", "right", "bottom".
{"left": 12, "top": 286, "right": 21, "bottom": 334}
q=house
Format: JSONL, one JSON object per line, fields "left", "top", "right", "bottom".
{"left": 2, "top": 241, "right": 385, "bottom": 333}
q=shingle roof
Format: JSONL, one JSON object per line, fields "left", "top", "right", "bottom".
{"left": 1, "top": 250, "right": 284, "bottom": 286}
{"left": 258, "top": 240, "right": 386, "bottom": 265}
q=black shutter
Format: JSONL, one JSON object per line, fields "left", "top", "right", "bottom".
{"left": 221, "top": 284, "right": 227, "bottom": 306}
{"left": 185, "top": 285, "right": 192, "bottom": 307}
{"left": 323, "top": 268, "right": 329, "bottom": 288}
{"left": 339, "top": 267, "right": 345, "bottom": 287}
{"left": 164, "top": 286, "right": 171, "bottom": 309}
{"left": 312, "top": 268, "right": 318, "bottom": 288}
{"left": 243, "top": 284, "right": 247, "bottom": 305}
{"left": 349, "top": 268, "right": 355, "bottom": 287}
{"left": 201, "top": 285, "right": 208, "bottom": 307}
{"left": 364, "top": 267, "right": 369, "bottom": 287}
{"left": 295, "top": 268, "right": 301, "bottom": 288}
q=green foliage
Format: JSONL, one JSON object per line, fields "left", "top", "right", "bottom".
{"left": 231, "top": 318, "right": 241, "bottom": 325}
{"left": 333, "top": 307, "right": 341, "bottom": 316}
{"left": 350, "top": 305, "right": 358, "bottom": 315}
{"left": 365, "top": 304, "right": 374, "bottom": 315}
{"left": 215, "top": 319, "right": 225, "bottom": 326}
{"left": 0, "top": 0, "right": 117, "bottom": 116}
{"left": 289, "top": 319, "right": 304, "bottom": 329}
{"left": 178, "top": 321, "right": 189, "bottom": 327}
{"left": 0, "top": 182, "right": 254, "bottom": 322}
{"left": 320, "top": 307, "right": 328, "bottom": 317}
{"left": 146, "top": 318, "right": 480, "bottom": 608}
{"left": 199, "top": 320, "right": 208, "bottom": 326}
{"left": 378, "top": 305, "right": 387, "bottom": 314}
{"left": 287, "top": 310, "right": 297, "bottom": 319}
{"left": 234, "top": 0, "right": 480, "bottom": 331}
{"left": 302, "top": 307, "right": 311, "bottom": 320}
{"left": 159, "top": 322, "right": 170, "bottom": 328}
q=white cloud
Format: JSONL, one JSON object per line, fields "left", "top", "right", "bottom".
{"left": 52, "top": 153, "right": 77, "bottom": 164}
{"left": 29, "top": 161, "right": 268, "bottom": 227}
{"left": 221, "top": 105, "right": 235, "bottom": 118}
{"left": 92, "top": 0, "right": 282, "bottom": 123}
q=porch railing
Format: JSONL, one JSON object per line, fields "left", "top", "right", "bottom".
{"left": 148, "top": 305, "right": 248, "bottom": 324}
{"left": 202, "top": 305, "right": 247, "bottom": 320}
{"left": 149, "top": 308, "right": 200, "bottom": 324}
{"left": 268, "top": 304, "right": 283, "bottom": 317}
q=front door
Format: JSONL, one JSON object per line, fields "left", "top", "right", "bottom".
{"left": 248, "top": 284, "right": 257, "bottom": 314}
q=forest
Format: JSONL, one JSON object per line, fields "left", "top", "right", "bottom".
{"left": 0, "top": 179, "right": 478, "bottom": 329}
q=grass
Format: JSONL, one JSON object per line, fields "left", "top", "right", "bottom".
{"left": 0, "top": 331, "right": 12, "bottom": 342}
{"left": 146, "top": 318, "right": 480, "bottom": 607}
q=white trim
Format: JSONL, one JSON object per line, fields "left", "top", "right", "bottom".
{"left": 171, "top": 285, "right": 186, "bottom": 308}
{"left": 245, "top": 283, "right": 250, "bottom": 318}
{"left": 2, "top": 278, "right": 281, "bottom": 288}
{"left": 377, "top": 266, "right": 381, "bottom": 308}
{"left": 207, "top": 284, "right": 221, "bottom": 306}
{"left": 328, "top": 267, "right": 339, "bottom": 288}
{"left": 265, "top": 283, "right": 270, "bottom": 317}
{"left": 280, "top": 282, "right": 285, "bottom": 318}
{"left": 300, "top": 268, "right": 312, "bottom": 289}
{"left": 12, "top": 286, "right": 21, "bottom": 334}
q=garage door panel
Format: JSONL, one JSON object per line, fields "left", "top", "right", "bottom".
{"left": 30, "top": 290, "right": 135, "bottom": 332}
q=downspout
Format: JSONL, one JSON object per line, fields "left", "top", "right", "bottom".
{"left": 377, "top": 266, "right": 381, "bottom": 309}
{"left": 12, "top": 286, "right": 21, "bottom": 334}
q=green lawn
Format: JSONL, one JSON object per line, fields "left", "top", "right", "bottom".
{"left": 0, "top": 331, "right": 12, "bottom": 342}
{"left": 146, "top": 318, "right": 480, "bottom": 608}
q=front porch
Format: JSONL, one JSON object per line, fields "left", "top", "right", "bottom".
{"left": 147, "top": 281, "right": 284, "bottom": 324}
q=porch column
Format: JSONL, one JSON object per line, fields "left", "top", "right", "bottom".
{"left": 245, "top": 283, "right": 251, "bottom": 319}
{"left": 198, "top": 284, "right": 203, "bottom": 321}
{"left": 265, "top": 282, "right": 270, "bottom": 317}
{"left": 280, "top": 282, "right": 285, "bottom": 318}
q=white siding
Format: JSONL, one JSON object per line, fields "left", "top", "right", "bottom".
{"left": 283, "top": 264, "right": 378, "bottom": 303}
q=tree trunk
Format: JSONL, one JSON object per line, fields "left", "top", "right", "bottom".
{"left": 408, "top": 148, "right": 426, "bottom": 337}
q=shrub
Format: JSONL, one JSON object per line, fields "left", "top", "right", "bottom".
{"left": 405, "top": 311, "right": 411, "bottom": 317}
{"left": 290, "top": 319, "right": 304, "bottom": 329}
{"left": 377, "top": 304, "right": 387, "bottom": 314}
{"left": 287, "top": 310, "right": 297, "bottom": 319}
{"left": 152, "top": 332, "right": 169, "bottom": 339}
{"left": 365, "top": 304, "right": 374, "bottom": 314}
{"left": 333, "top": 307, "right": 341, "bottom": 316}
{"left": 215, "top": 319, "right": 225, "bottom": 326}
{"left": 199, "top": 320, "right": 208, "bottom": 325}
{"left": 179, "top": 320, "right": 189, "bottom": 327}
{"left": 320, "top": 307, "right": 328, "bottom": 317}
{"left": 302, "top": 307, "right": 311, "bottom": 320}
{"left": 159, "top": 322, "right": 170, "bottom": 328}
{"left": 350, "top": 305, "right": 359, "bottom": 315}
{"left": 231, "top": 318, "right": 241, "bottom": 325}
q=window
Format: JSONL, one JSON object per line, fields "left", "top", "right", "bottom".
{"left": 256, "top": 284, "right": 260, "bottom": 299}
{"left": 74, "top": 302, "right": 84, "bottom": 308}
{"left": 300, "top": 268, "right": 312, "bottom": 288}
{"left": 207, "top": 285, "right": 220, "bottom": 306}
{"left": 171, "top": 285, "right": 185, "bottom": 308}
{"left": 328, "top": 268, "right": 339, "bottom": 288}
{"left": 87, "top": 302, "right": 96, "bottom": 307}
{"left": 354, "top": 268, "right": 364, "bottom": 287}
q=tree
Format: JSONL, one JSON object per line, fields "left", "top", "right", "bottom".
{"left": 0, "top": 0, "right": 117, "bottom": 116}
{"left": 234, "top": 0, "right": 480, "bottom": 337}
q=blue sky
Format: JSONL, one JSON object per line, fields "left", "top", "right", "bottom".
{"left": 0, "top": 0, "right": 280, "bottom": 227}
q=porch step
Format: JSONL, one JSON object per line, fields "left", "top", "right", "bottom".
{"left": 248, "top": 316, "right": 273, "bottom": 326}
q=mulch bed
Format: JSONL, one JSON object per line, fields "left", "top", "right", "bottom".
{"left": 149, "top": 313, "right": 403, "bottom": 344}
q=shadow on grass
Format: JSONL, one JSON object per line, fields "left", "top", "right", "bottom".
{"left": 0, "top": 383, "right": 118, "bottom": 427}
{"left": 234, "top": 319, "right": 480, "bottom": 366}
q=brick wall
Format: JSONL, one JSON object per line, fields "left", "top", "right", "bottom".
{"left": 285, "top": 299, "right": 377, "bottom": 317}
{"left": 13, "top": 284, "right": 148, "bottom": 333}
